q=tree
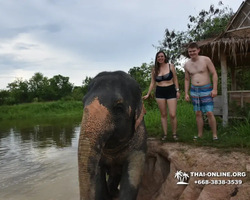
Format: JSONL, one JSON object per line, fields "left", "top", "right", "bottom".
{"left": 82, "top": 76, "right": 93, "bottom": 96}
{"left": 71, "top": 86, "right": 84, "bottom": 101}
{"left": 28, "top": 72, "right": 47, "bottom": 101}
{"left": 157, "top": 1, "right": 234, "bottom": 64}
{"left": 49, "top": 75, "right": 74, "bottom": 100}
{"left": 7, "top": 78, "right": 29, "bottom": 104}
{"left": 0, "top": 89, "right": 10, "bottom": 105}
{"left": 128, "top": 63, "right": 152, "bottom": 92}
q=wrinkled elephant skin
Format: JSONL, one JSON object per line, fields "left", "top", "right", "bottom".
{"left": 78, "top": 71, "right": 147, "bottom": 200}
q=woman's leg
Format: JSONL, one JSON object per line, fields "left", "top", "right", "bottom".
{"left": 156, "top": 98, "right": 168, "bottom": 136}
{"left": 167, "top": 98, "right": 177, "bottom": 136}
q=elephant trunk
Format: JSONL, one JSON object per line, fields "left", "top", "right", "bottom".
{"left": 78, "top": 98, "right": 114, "bottom": 200}
{"left": 78, "top": 133, "right": 98, "bottom": 200}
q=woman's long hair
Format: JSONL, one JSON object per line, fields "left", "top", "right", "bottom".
{"left": 154, "top": 51, "right": 169, "bottom": 78}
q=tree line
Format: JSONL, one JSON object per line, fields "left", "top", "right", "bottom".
{"left": 0, "top": 72, "right": 76, "bottom": 105}
{"left": 0, "top": 64, "right": 156, "bottom": 105}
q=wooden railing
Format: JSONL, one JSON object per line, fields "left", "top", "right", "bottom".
{"left": 213, "top": 95, "right": 223, "bottom": 116}
{"left": 204, "top": 91, "right": 250, "bottom": 122}
{"left": 228, "top": 90, "right": 250, "bottom": 108}
{"left": 213, "top": 91, "right": 250, "bottom": 118}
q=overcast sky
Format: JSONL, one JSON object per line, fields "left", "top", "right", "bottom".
{"left": 0, "top": 0, "right": 242, "bottom": 89}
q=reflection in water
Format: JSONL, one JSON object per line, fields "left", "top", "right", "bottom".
{"left": 0, "top": 116, "right": 82, "bottom": 200}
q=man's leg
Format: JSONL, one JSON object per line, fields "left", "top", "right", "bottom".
{"left": 207, "top": 111, "right": 217, "bottom": 138}
{"left": 190, "top": 86, "right": 203, "bottom": 137}
{"left": 199, "top": 84, "right": 217, "bottom": 139}
{"left": 196, "top": 111, "right": 204, "bottom": 137}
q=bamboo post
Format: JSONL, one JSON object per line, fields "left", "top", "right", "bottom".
{"left": 220, "top": 51, "right": 228, "bottom": 126}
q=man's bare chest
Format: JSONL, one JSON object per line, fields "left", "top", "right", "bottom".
{"left": 187, "top": 62, "right": 207, "bottom": 75}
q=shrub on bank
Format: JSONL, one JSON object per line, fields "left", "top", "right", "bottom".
{"left": 0, "top": 101, "right": 83, "bottom": 120}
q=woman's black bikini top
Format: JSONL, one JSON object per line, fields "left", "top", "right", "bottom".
{"left": 155, "top": 64, "right": 173, "bottom": 82}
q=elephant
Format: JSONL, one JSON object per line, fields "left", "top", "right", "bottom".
{"left": 78, "top": 71, "right": 147, "bottom": 200}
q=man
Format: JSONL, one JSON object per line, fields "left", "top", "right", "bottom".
{"left": 184, "top": 42, "right": 218, "bottom": 140}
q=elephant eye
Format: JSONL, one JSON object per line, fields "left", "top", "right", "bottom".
{"left": 113, "top": 103, "right": 125, "bottom": 115}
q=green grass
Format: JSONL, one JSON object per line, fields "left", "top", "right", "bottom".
{"left": 144, "top": 100, "right": 197, "bottom": 138}
{"left": 0, "top": 100, "right": 83, "bottom": 120}
{"left": 144, "top": 100, "right": 250, "bottom": 153}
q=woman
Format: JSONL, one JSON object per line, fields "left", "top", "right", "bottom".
{"left": 143, "top": 51, "right": 180, "bottom": 140}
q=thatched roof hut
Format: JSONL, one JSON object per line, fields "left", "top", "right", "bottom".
{"left": 183, "top": 0, "right": 250, "bottom": 125}
{"left": 197, "top": 0, "right": 250, "bottom": 67}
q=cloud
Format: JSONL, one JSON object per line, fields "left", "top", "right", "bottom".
{"left": 0, "top": 0, "right": 242, "bottom": 89}
{"left": 7, "top": 23, "right": 62, "bottom": 36}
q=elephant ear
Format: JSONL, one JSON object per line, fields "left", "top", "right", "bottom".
{"left": 134, "top": 101, "right": 146, "bottom": 130}
{"left": 82, "top": 79, "right": 95, "bottom": 105}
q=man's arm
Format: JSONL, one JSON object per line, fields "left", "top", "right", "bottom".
{"left": 206, "top": 57, "right": 218, "bottom": 96}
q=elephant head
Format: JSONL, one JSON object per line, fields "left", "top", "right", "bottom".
{"left": 78, "top": 71, "right": 147, "bottom": 200}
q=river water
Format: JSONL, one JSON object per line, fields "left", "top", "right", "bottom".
{"left": 0, "top": 116, "right": 82, "bottom": 200}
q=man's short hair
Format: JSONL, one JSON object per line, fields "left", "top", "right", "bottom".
{"left": 187, "top": 42, "right": 199, "bottom": 49}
